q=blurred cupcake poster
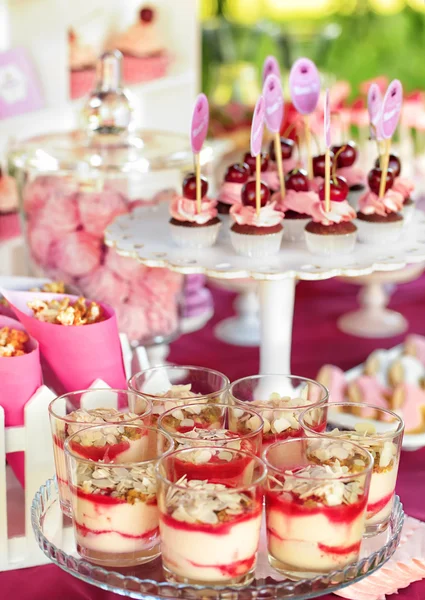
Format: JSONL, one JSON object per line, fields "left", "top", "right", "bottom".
{"left": 0, "top": 48, "right": 44, "bottom": 119}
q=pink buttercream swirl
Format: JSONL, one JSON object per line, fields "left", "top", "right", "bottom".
{"left": 337, "top": 166, "right": 366, "bottom": 188}
{"left": 393, "top": 177, "right": 415, "bottom": 200}
{"left": 309, "top": 176, "right": 324, "bottom": 193}
{"left": 170, "top": 195, "right": 217, "bottom": 225}
{"left": 358, "top": 189, "right": 404, "bottom": 217}
{"left": 114, "top": 22, "right": 164, "bottom": 57}
{"left": 309, "top": 200, "right": 356, "bottom": 226}
{"left": 217, "top": 182, "right": 242, "bottom": 206}
{"left": 259, "top": 159, "right": 298, "bottom": 191}
{"left": 273, "top": 189, "right": 320, "bottom": 216}
{"left": 230, "top": 202, "right": 283, "bottom": 228}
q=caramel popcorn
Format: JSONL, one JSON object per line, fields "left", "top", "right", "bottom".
{"left": 29, "top": 281, "right": 66, "bottom": 294}
{"left": 28, "top": 296, "right": 104, "bottom": 326}
{"left": 0, "top": 327, "right": 29, "bottom": 357}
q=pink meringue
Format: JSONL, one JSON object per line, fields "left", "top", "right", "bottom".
{"left": 52, "top": 231, "right": 102, "bottom": 278}
{"left": 115, "top": 302, "right": 149, "bottom": 342}
{"left": 78, "top": 190, "right": 129, "bottom": 236}
{"left": 358, "top": 189, "right": 404, "bottom": 217}
{"left": 217, "top": 182, "right": 243, "bottom": 206}
{"left": 170, "top": 195, "right": 217, "bottom": 225}
{"left": 393, "top": 177, "right": 415, "bottom": 200}
{"left": 337, "top": 166, "right": 366, "bottom": 188}
{"left": 78, "top": 266, "right": 130, "bottom": 306}
{"left": 37, "top": 193, "right": 80, "bottom": 235}
{"left": 230, "top": 202, "right": 283, "bottom": 228}
{"left": 105, "top": 249, "right": 145, "bottom": 281}
{"left": 273, "top": 189, "right": 320, "bottom": 216}
{"left": 309, "top": 200, "right": 356, "bottom": 226}
{"left": 27, "top": 223, "right": 56, "bottom": 267}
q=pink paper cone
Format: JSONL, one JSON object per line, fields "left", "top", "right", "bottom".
{"left": 1, "top": 290, "right": 127, "bottom": 394}
{"left": 0, "top": 315, "right": 42, "bottom": 486}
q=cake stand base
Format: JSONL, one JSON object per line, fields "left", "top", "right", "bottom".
{"left": 214, "top": 289, "right": 260, "bottom": 347}
{"left": 338, "top": 309, "right": 408, "bottom": 338}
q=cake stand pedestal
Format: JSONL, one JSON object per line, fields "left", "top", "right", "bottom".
{"left": 105, "top": 204, "right": 425, "bottom": 375}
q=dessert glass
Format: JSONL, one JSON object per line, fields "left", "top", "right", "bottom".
{"left": 264, "top": 436, "right": 372, "bottom": 578}
{"left": 228, "top": 375, "right": 328, "bottom": 449}
{"left": 128, "top": 366, "right": 230, "bottom": 423}
{"left": 300, "top": 402, "right": 404, "bottom": 536}
{"left": 49, "top": 389, "right": 152, "bottom": 516}
{"left": 156, "top": 446, "right": 266, "bottom": 586}
{"left": 64, "top": 424, "right": 173, "bottom": 567}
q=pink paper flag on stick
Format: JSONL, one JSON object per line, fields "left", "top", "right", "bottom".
{"left": 324, "top": 88, "right": 331, "bottom": 148}
{"left": 250, "top": 95, "right": 265, "bottom": 157}
{"left": 1, "top": 290, "right": 127, "bottom": 394}
{"left": 368, "top": 83, "right": 382, "bottom": 126}
{"left": 289, "top": 58, "right": 321, "bottom": 115}
{"left": 263, "top": 74, "right": 284, "bottom": 134}
{"left": 0, "top": 315, "right": 42, "bottom": 486}
{"left": 190, "top": 93, "right": 209, "bottom": 154}
{"left": 379, "top": 79, "right": 403, "bottom": 139}
{"left": 262, "top": 56, "right": 280, "bottom": 84}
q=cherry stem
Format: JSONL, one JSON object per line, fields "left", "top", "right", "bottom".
{"left": 332, "top": 145, "right": 346, "bottom": 184}
{"left": 308, "top": 128, "right": 321, "bottom": 155}
{"left": 283, "top": 122, "right": 297, "bottom": 139}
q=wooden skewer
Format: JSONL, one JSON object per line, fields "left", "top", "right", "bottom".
{"left": 195, "top": 153, "right": 201, "bottom": 214}
{"left": 379, "top": 138, "right": 391, "bottom": 199}
{"left": 274, "top": 132, "right": 285, "bottom": 198}
{"left": 304, "top": 115, "right": 313, "bottom": 179}
{"left": 256, "top": 153, "right": 261, "bottom": 216}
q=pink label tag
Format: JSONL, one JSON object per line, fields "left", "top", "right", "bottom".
{"left": 250, "top": 95, "right": 265, "bottom": 157}
{"left": 324, "top": 89, "right": 331, "bottom": 148}
{"left": 379, "top": 79, "right": 403, "bottom": 140}
{"left": 262, "top": 56, "right": 280, "bottom": 83}
{"left": 367, "top": 83, "right": 382, "bottom": 126}
{"left": 263, "top": 74, "right": 283, "bottom": 134}
{"left": 289, "top": 58, "right": 320, "bottom": 115}
{"left": 190, "top": 93, "right": 209, "bottom": 154}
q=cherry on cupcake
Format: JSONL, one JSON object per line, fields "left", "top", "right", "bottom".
{"left": 224, "top": 162, "right": 250, "bottom": 184}
{"left": 368, "top": 167, "right": 394, "bottom": 195}
{"left": 313, "top": 152, "right": 334, "bottom": 178}
{"left": 269, "top": 137, "right": 295, "bottom": 161}
{"left": 140, "top": 6, "right": 155, "bottom": 22}
{"left": 182, "top": 173, "right": 208, "bottom": 200}
{"left": 241, "top": 180, "right": 270, "bottom": 208}
{"left": 374, "top": 154, "right": 401, "bottom": 178}
{"left": 286, "top": 169, "right": 309, "bottom": 192}
{"left": 318, "top": 176, "right": 349, "bottom": 202}
{"left": 331, "top": 141, "right": 357, "bottom": 168}
{"left": 243, "top": 152, "right": 269, "bottom": 175}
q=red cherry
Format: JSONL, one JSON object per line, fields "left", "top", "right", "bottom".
{"left": 182, "top": 172, "right": 208, "bottom": 200}
{"left": 318, "top": 176, "right": 349, "bottom": 202}
{"left": 241, "top": 180, "right": 270, "bottom": 208}
{"left": 313, "top": 152, "right": 334, "bottom": 178}
{"left": 269, "top": 137, "right": 294, "bottom": 161}
{"left": 374, "top": 154, "right": 401, "bottom": 178}
{"left": 224, "top": 163, "right": 250, "bottom": 184}
{"left": 368, "top": 167, "right": 394, "bottom": 195}
{"left": 331, "top": 141, "right": 358, "bottom": 168}
{"left": 140, "top": 6, "right": 155, "bottom": 22}
{"left": 286, "top": 169, "right": 309, "bottom": 192}
{"left": 243, "top": 152, "right": 269, "bottom": 175}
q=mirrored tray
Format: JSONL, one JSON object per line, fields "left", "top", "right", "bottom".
{"left": 32, "top": 479, "right": 404, "bottom": 599}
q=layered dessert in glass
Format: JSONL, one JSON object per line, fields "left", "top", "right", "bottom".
{"left": 49, "top": 389, "right": 152, "bottom": 516}
{"left": 64, "top": 424, "right": 173, "bottom": 566}
{"left": 264, "top": 437, "right": 372, "bottom": 577}
{"left": 128, "top": 365, "right": 230, "bottom": 424}
{"left": 229, "top": 375, "right": 328, "bottom": 449}
{"left": 300, "top": 402, "right": 404, "bottom": 535}
{"left": 156, "top": 446, "right": 266, "bottom": 585}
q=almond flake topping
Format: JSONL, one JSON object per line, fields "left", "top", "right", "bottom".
{"left": 166, "top": 476, "right": 252, "bottom": 524}
{"left": 64, "top": 407, "right": 140, "bottom": 439}
{"left": 152, "top": 384, "right": 203, "bottom": 416}
{"left": 175, "top": 428, "right": 242, "bottom": 451}
{"left": 248, "top": 393, "right": 309, "bottom": 435}
{"left": 326, "top": 426, "right": 398, "bottom": 470}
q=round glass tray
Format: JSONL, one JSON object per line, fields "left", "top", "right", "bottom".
{"left": 32, "top": 479, "right": 404, "bottom": 599}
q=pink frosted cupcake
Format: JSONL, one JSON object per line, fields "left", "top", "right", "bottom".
{"left": 0, "top": 168, "right": 18, "bottom": 215}
{"left": 169, "top": 173, "right": 221, "bottom": 248}
{"left": 230, "top": 181, "right": 283, "bottom": 257}
{"left": 374, "top": 154, "right": 415, "bottom": 226}
{"left": 69, "top": 30, "right": 96, "bottom": 100}
{"left": 357, "top": 167, "right": 404, "bottom": 244}
{"left": 273, "top": 168, "right": 320, "bottom": 242}
{"left": 217, "top": 162, "right": 250, "bottom": 214}
{"left": 113, "top": 6, "right": 170, "bottom": 84}
{"left": 332, "top": 141, "right": 366, "bottom": 209}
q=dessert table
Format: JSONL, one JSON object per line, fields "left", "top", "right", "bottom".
{"left": 2, "top": 276, "right": 425, "bottom": 599}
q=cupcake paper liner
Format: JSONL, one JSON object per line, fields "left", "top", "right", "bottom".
{"left": 402, "top": 203, "right": 416, "bottom": 227}
{"left": 0, "top": 290, "right": 127, "bottom": 395}
{"left": 230, "top": 229, "right": 283, "bottom": 257}
{"left": 355, "top": 218, "right": 404, "bottom": 244}
{"left": 170, "top": 222, "right": 221, "bottom": 249}
{"left": 304, "top": 229, "right": 357, "bottom": 255}
{"left": 122, "top": 53, "right": 171, "bottom": 84}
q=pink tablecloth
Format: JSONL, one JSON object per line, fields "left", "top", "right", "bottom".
{"left": 2, "top": 276, "right": 425, "bottom": 600}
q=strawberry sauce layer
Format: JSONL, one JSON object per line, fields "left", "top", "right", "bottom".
{"left": 266, "top": 491, "right": 367, "bottom": 524}
{"left": 160, "top": 506, "right": 261, "bottom": 536}
{"left": 367, "top": 491, "right": 394, "bottom": 515}
{"left": 173, "top": 454, "right": 251, "bottom": 483}
{"left": 318, "top": 541, "right": 361, "bottom": 556}
{"left": 72, "top": 486, "right": 158, "bottom": 507}
{"left": 53, "top": 434, "right": 65, "bottom": 449}
{"left": 188, "top": 555, "right": 255, "bottom": 577}
{"left": 69, "top": 439, "right": 131, "bottom": 461}
{"left": 76, "top": 522, "right": 159, "bottom": 541}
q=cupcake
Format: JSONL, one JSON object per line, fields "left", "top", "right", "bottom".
{"left": 273, "top": 168, "right": 320, "bottom": 242}
{"left": 112, "top": 6, "right": 170, "bottom": 84}
{"left": 216, "top": 162, "right": 250, "bottom": 215}
{"left": 374, "top": 154, "right": 415, "bottom": 226}
{"left": 68, "top": 29, "right": 96, "bottom": 100}
{"left": 356, "top": 167, "right": 404, "bottom": 244}
{"left": 230, "top": 180, "right": 283, "bottom": 257}
{"left": 169, "top": 173, "right": 221, "bottom": 248}
{"left": 0, "top": 168, "right": 18, "bottom": 215}
{"left": 262, "top": 136, "right": 298, "bottom": 192}
{"left": 332, "top": 141, "right": 366, "bottom": 210}
{"left": 304, "top": 176, "right": 357, "bottom": 255}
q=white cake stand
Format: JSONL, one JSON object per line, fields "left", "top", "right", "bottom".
{"left": 104, "top": 204, "right": 425, "bottom": 375}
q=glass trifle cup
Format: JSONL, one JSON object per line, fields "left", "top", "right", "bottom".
{"left": 64, "top": 424, "right": 173, "bottom": 567}
{"left": 128, "top": 365, "right": 230, "bottom": 424}
{"left": 228, "top": 375, "right": 328, "bottom": 449}
{"left": 49, "top": 389, "right": 152, "bottom": 516}
{"left": 300, "top": 402, "right": 404, "bottom": 536}
{"left": 264, "top": 437, "right": 372, "bottom": 578}
{"left": 156, "top": 446, "right": 266, "bottom": 586}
